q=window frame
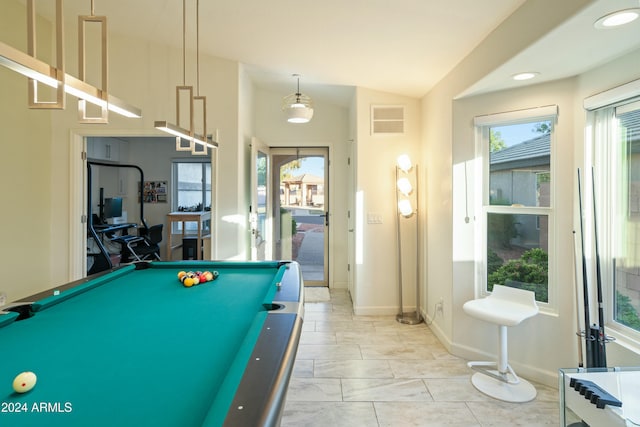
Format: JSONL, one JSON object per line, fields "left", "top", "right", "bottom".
{"left": 171, "top": 158, "right": 212, "bottom": 233}
{"left": 474, "top": 106, "right": 558, "bottom": 311}
{"left": 587, "top": 96, "right": 640, "bottom": 346}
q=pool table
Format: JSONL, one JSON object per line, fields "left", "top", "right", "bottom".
{"left": 0, "top": 260, "right": 304, "bottom": 427}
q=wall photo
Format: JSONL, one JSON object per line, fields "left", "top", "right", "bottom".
{"left": 141, "top": 181, "right": 168, "bottom": 203}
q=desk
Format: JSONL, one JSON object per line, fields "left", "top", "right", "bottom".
{"left": 92, "top": 223, "right": 137, "bottom": 236}
{"left": 559, "top": 367, "right": 640, "bottom": 426}
{"left": 0, "top": 261, "right": 304, "bottom": 427}
{"left": 166, "top": 211, "right": 211, "bottom": 260}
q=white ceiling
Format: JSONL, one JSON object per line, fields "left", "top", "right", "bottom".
{"left": 28, "top": 0, "right": 640, "bottom": 105}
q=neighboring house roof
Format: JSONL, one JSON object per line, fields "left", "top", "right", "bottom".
{"left": 283, "top": 174, "right": 324, "bottom": 184}
{"left": 490, "top": 133, "right": 550, "bottom": 171}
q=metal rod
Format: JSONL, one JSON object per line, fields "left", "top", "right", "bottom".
{"left": 591, "top": 167, "right": 607, "bottom": 367}
{"left": 572, "top": 230, "right": 584, "bottom": 368}
{"left": 182, "top": 0, "right": 186, "bottom": 85}
{"left": 577, "top": 168, "right": 595, "bottom": 368}
{"left": 414, "top": 164, "right": 421, "bottom": 321}
{"left": 196, "top": 0, "right": 200, "bottom": 95}
{"left": 395, "top": 166, "right": 405, "bottom": 318}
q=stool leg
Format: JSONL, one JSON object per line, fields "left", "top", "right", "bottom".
{"left": 498, "top": 325, "right": 508, "bottom": 374}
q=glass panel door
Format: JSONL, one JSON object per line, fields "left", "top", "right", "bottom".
{"left": 272, "top": 148, "right": 329, "bottom": 286}
{"left": 250, "top": 138, "right": 271, "bottom": 260}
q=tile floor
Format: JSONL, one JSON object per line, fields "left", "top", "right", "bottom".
{"left": 280, "top": 289, "right": 560, "bottom": 427}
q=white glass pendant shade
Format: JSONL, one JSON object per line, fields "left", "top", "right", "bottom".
{"left": 282, "top": 75, "right": 313, "bottom": 123}
{"left": 397, "top": 154, "right": 412, "bottom": 172}
{"left": 283, "top": 94, "right": 314, "bottom": 123}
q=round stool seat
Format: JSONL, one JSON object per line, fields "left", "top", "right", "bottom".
{"left": 463, "top": 285, "right": 538, "bottom": 326}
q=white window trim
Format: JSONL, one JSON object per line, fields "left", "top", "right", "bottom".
{"left": 171, "top": 159, "right": 212, "bottom": 234}
{"left": 475, "top": 106, "right": 559, "bottom": 313}
{"left": 586, "top": 93, "right": 640, "bottom": 347}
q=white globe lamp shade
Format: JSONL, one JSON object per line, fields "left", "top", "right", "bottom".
{"left": 397, "top": 177, "right": 413, "bottom": 196}
{"left": 397, "top": 154, "right": 412, "bottom": 172}
{"left": 398, "top": 199, "right": 414, "bottom": 217}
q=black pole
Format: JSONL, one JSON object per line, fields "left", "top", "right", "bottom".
{"left": 577, "top": 168, "right": 595, "bottom": 368}
{"left": 591, "top": 167, "right": 607, "bottom": 367}
{"left": 572, "top": 231, "right": 584, "bottom": 368}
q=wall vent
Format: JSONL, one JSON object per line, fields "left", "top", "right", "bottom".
{"left": 371, "top": 105, "right": 404, "bottom": 135}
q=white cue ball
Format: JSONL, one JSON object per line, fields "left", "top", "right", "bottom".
{"left": 13, "top": 371, "right": 37, "bottom": 393}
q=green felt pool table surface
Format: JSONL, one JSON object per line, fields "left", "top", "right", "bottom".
{"left": 0, "top": 261, "right": 303, "bottom": 427}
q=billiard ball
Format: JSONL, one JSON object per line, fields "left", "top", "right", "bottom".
{"left": 183, "top": 277, "right": 195, "bottom": 287}
{"left": 177, "top": 271, "right": 187, "bottom": 280}
{"left": 212, "top": 271, "right": 219, "bottom": 280}
{"left": 13, "top": 371, "right": 37, "bottom": 393}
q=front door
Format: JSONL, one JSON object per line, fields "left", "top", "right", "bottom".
{"left": 272, "top": 148, "right": 329, "bottom": 286}
{"left": 250, "top": 138, "right": 271, "bottom": 260}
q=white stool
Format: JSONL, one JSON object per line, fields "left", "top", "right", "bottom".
{"left": 463, "top": 285, "right": 539, "bottom": 402}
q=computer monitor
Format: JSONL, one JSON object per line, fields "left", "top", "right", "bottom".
{"left": 103, "top": 197, "right": 123, "bottom": 220}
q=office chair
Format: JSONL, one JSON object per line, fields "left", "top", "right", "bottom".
{"left": 125, "top": 224, "right": 163, "bottom": 261}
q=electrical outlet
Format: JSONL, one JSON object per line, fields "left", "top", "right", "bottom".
{"left": 435, "top": 297, "right": 444, "bottom": 315}
{"left": 0, "top": 292, "right": 7, "bottom": 307}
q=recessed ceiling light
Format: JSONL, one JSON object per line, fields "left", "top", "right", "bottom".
{"left": 512, "top": 72, "right": 539, "bottom": 81}
{"left": 594, "top": 8, "right": 640, "bottom": 29}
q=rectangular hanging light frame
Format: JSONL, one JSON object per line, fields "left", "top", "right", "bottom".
{"left": 154, "top": 120, "right": 217, "bottom": 149}
{"left": 78, "top": 13, "right": 108, "bottom": 123}
{"left": 155, "top": 86, "right": 217, "bottom": 150}
{"left": 27, "top": 0, "right": 65, "bottom": 109}
{"left": 191, "top": 95, "right": 208, "bottom": 155}
{"left": 0, "top": 0, "right": 142, "bottom": 120}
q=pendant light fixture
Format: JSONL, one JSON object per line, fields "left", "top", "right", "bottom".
{"left": 155, "top": 0, "right": 217, "bottom": 154}
{"left": 282, "top": 74, "right": 314, "bottom": 124}
{"left": 0, "top": 0, "right": 142, "bottom": 121}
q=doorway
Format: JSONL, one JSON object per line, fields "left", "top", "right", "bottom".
{"left": 265, "top": 147, "right": 329, "bottom": 286}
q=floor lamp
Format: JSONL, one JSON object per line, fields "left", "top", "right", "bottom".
{"left": 395, "top": 154, "right": 423, "bottom": 325}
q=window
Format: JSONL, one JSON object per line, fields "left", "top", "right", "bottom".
{"left": 172, "top": 160, "right": 211, "bottom": 232}
{"left": 589, "top": 98, "right": 640, "bottom": 335}
{"left": 476, "top": 106, "right": 557, "bottom": 304}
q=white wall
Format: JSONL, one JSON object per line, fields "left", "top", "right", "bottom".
{"left": 253, "top": 86, "right": 352, "bottom": 288}
{"left": 450, "top": 78, "right": 579, "bottom": 384}
{"left": 422, "top": 0, "right": 640, "bottom": 386}
{"left": 0, "top": 0, "right": 246, "bottom": 300}
{"left": 0, "top": 2, "right": 55, "bottom": 302}
{"left": 353, "top": 88, "right": 421, "bottom": 314}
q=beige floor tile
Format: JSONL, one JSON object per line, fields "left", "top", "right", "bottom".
{"left": 360, "top": 343, "right": 438, "bottom": 360}
{"left": 336, "top": 330, "right": 402, "bottom": 345}
{"left": 389, "top": 359, "right": 471, "bottom": 379}
{"left": 374, "top": 401, "right": 480, "bottom": 426}
{"left": 466, "top": 400, "right": 559, "bottom": 425}
{"left": 425, "top": 378, "right": 492, "bottom": 402}
{"left": 280, "top": 290, "right": 560, "bottom": 427}
{"left": 300, "top": 331, "right": 337, "bottom": 345}
{"left": 281, "top": 401, "right": 379, "bottom": 427}
{"left": 286, "top": 377, "right": 343, "bottom": 402}
{"left": 292, "top": 359, "right": 314, "bottom": 378}
{"left": 297, "top": 343, "right": 363, "bottom": 360}
{"left": 343, "top": 378, "right": 433, "bottom": 402}
{"left": 314, "top": 359, "right": 394, "bottom": 378}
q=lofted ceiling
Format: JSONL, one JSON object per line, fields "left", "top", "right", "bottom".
{"left": 25, "top": 0, "right": 640, "bottom": 105}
